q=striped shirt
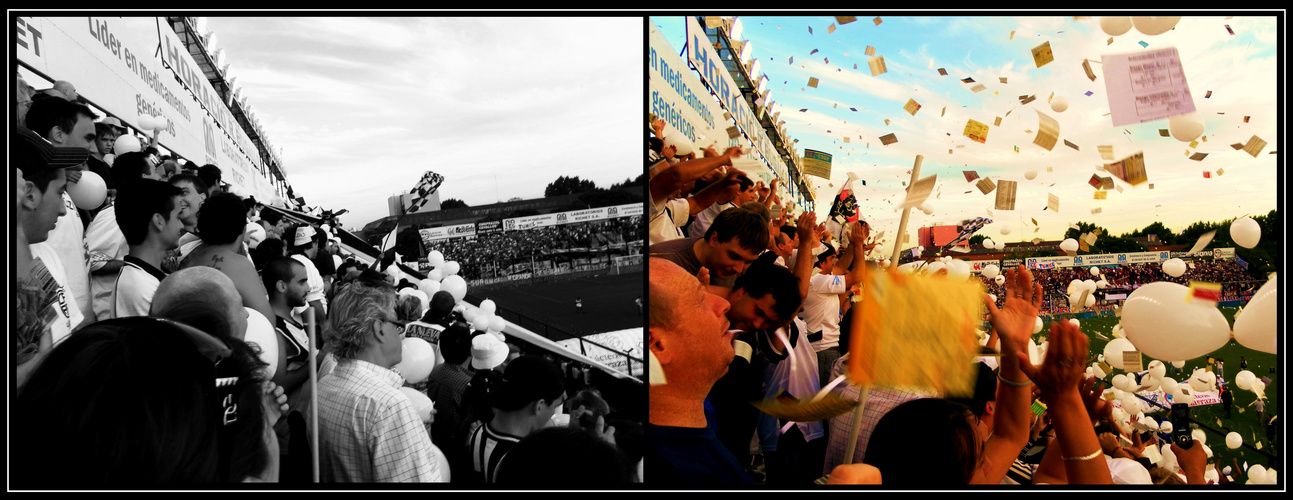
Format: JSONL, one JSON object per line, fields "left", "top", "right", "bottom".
{"left": 465, "top": 420, "right": 524, "bottom": 483}
{"left": 317, "top": 358, "right": 443, "bottom": 482}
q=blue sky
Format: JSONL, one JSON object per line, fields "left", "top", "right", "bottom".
{"left": 653, "top": 15, "right": 1278, "bottom": 252}
{"left": 205, "top": 17, "right": 642, "bottom": 231}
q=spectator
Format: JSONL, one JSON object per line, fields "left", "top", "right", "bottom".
{"left": 108, "top": 179, "right": 184, "bottom": 318}
{"left": 16, "top": 72, "right": 36, "bottom": 127}
{"left": 803, "top": 221, "right": 873, "bottom": 387}
{"left": 395, "top": 293, "right": 423, "bottom": 323}
{"left": 261, "top": 257, "right": 315, "bottom": 410}
{"left": 151, "top": 266, "right": 250, "bottom": 352}
{"left": 425, "top": 324, "right": 474, "bottom": 471}
{"left": 181, "top": 192, "right": 275, "bottom": 325}
{"left": 47, "top": 80, "right": 80, "bottom": 101}
{"left": 465, "top": 354, "right": 565, "bottom": 483}
{"left": 252, "top": 237, "right": 288, "bottom": 272}
{"left": 198, "top": 164, "right": 225, "bottom": 197}
{"left": 645, "top": 258, "right": 754, "bottom": 486}
{"left": 13, "top": 316, "right": 275, "bottom": 484}
{"left": 87, "top": 152, "right": 160, "bottom": 316}
{"left": 648, "top": 206, "right": 769, "bottom": 293}
{"left": 822, "top": 352, "right": 938, "bottom": 476}
{"left": 687, "top": 171, "right": 754, "bottom": 238}
{"left": 15, "top": 127, "right": 89, "bottom": 389}
{"left": 289, "top": 226, "right": 329, "bottom": 320}
{"left": 25, "top": 96, "right": 99, "bottom": 324}
{"left": 87, "top": 118, "right": 123, "bottom": 193}
{"left": 167, "top": 173, "right": 209, "bottom": 264}
{"left": 495, "top": 426, "right": 635, "bottom": 485}
{"left": 317, "top": 280, "right": 445, "bottom": 482}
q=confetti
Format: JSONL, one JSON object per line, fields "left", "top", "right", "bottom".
{"left": 964, "top": 170, "right": 980, "bottom": 182}
{"left": 1064, "top": 139, "right": 1080, "bottom": 151}
{"left": 1091, "top": 207, "right": 1102, "bottom": 214}
{"left": 836, "top": 16, "right": 858, "bottom": 25}
{"left": 1031, "top": 41, "right": 1054, "bottom": 68}
{"left": 1009, "top": 30, "right": 1016, "bottom": 40}
{"left": 904, "top": 98, "right": 922, "bottom": 116}
{"left": 810, "top": 48, "right": 819, "bottom": 55}
{"left": 1158, "top": 129, "right": 1171, "bottom": 137}
{"left": 1224, "top": 24, "right": 1234, "bottom": 35}
{"left": 1242, "top": 135, "right": 1268, "bottom": 157}
{"left": 941, "top": 106, "right": 946, "bottom": 117}
{"left": 1105, "top": 152, "right": 1148, "bottom": 186}
{"left": 1082, "top": 59, "right": 1097, "bottom": 81}
{"left": 962, "top": 77, "right": 976, "bottom": 83}
{"left": 809, "top": 26, "right": 813, "bottom": 35}
{"left": 1033, "top": 110, "right": 1060, "bottom": 151}
{"left": 1084, "top": 91, "right": 1094, "bottom": 96}
{"left": 938, "top": 68, "right": 948, "bottom": 76}
{"left": 827, "top": 23, "right": 836, "bottom": 34}
{"left": 850, "top": 107, "right": 857, "bottom": 111}
{"left": 1048, "top": 193, "right": 1060, "bottom": 212}
{"left": 1020, "top": 95, "right": 1037, "bottom": 105}
{"left": 994, "top": 116, "right": 1003, "bottom": 127}
{"left": 1217, "top": 167, "right": 1225, "bottom": 175}
{"left": 1189, "top": 152, "right": 1208, "bottom": 161}
{"left": 808, "top": 77, "right": 820, "bottom": 88}
{"left": 869, "top": 56, "right": 888, "bottom": 76}
{"left": 1138, "top": 41, "right": 1149, "bottom": 48}
{"left": 873, "top": 17, "right": 883, "bottom": 26}
{"left": 1203, "top": 171, "right": 1212, "bottom": 178}
{"left": 865, "top": 45, "right": 876, "bottom": 56}
{"left": 1244, "top": 116, "right": 1250, "bottom": 123}
{"left": 879, "top": 133, "right": 898, "bottom": 145}
{"left": 1094, "top": 190, "right": 1108, "bottom": 200}
{"left": 999, "top": 77, "right": 1008, "bottom": 84}
{"left": 1205, "top": 90, "right": 1213, "bottom": 98}
{"left": 969, "top": 83, "right": 987, "bottom": 93}
{"left": 964, "top": 119, "right": 989, "bottom": 143}
{"left": 995, "top": 180, "right": 1017, "bottom": 210}
{"left": 976, "top": 177, "right": 996, "bottom": 195}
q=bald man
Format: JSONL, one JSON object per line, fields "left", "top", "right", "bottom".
{"left": 150, "top": 266, "right": 248, "bottom": 342}
{"left": 645, "top": 258, "right": 753, "bottom": 486}
{"left": 51, "top": 81, "right": 79, "bottom": 101}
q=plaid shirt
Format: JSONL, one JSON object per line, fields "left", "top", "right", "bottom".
{"left": 318, "top": 358, "right": 443, "bottom": 482}
{"left": 427, "top": 362, "right": 474, "bottom": 448}
{"left": 822, "top": 355, "right": 937, "bottom": 475}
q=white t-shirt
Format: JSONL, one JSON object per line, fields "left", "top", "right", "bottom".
{"left": 38, "top": 192, "right": 92, "bottom": 322}
{"left": 28, "top": 243, "right": 85, "bottom": 344}
{"left": 687, "top": 201, "right": 736, "bottom": 238}
{"left": 113, "top": 257, "right": 166, "bottom": 319}
{"left": 86, "top": 204, "right": 129, "bottom": 321}
{"left": 649, "top": 196, "right": 689, "bottom": 245}
{"left": 802, "top": 269, "right": 847, "bottom": 351}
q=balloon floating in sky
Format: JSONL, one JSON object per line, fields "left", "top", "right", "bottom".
{"left": 1100, "top": 16, "right": 1133, "bottom": 36}
{"left": 1059, "top": 239, "right": 1078, "bottom": 253}
{"left": 1049, "top": 96, "right": 1069, "bottom": 113}
{"left": 1122, "top": 282, "right": 1231, "bottom": 361}
{"left": 1132, "top": 16, "right": 1181, "bottom": 36}
{"left": 1161, "top": 258, "right": 1187, "bottom": 277}
{"left": 1230, "top": 216, "right": 1261, "bottom": 249}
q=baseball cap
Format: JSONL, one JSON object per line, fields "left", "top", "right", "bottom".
{"left": 470, "top": 334, "right": 508, "bottom": 370}
{"left": 16, "top": 128, "right": 89, "bottom": 174}
{"left": 293, "top": 226, "right": 316, "bottom": 247}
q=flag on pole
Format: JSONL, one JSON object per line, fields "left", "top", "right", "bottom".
{"left": 825, "top": 175, "right": 859, "bottom": 242}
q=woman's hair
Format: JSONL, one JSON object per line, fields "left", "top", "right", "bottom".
{"left": 489, "top": 355, "right": 565, "bottom": 412}
{"left": 495, "top": 427, "right": 636, "bottom": 485}
{"left": 13, "top": 317, "right": 270, "bottom": 484}
{"left": 863, "top": 398, "right": 982, "bottom": 487}
{"left": 196, "top": 192, "right": 249, "bottom": 245}
{"left": 326, "top": 280, "right": 396, "bottom": 359}
{"left": 395, "top": 294, "right": 422, "bottom": 323}
{"left": 1149, "top": 466, "right": 1186, "bottom": 485}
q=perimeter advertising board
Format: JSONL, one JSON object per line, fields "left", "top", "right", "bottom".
{"left": 16, "top": 17, "right": 275, "bottom": 200}
{"left": 555, "top": 329, "right": 645, "bottom": 377}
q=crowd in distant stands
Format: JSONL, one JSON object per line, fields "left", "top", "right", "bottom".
{"left": 975, "top": 260, "right": 1259, "bottom": 313}
{"left": 429, "top": 216, "right": 644, "bottom": 279}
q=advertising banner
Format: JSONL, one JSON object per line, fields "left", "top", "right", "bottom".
{"left": 420, "top": 223, "right": 476, "bottom": 242}
{"left": 555, "top": 328, "right": 645, "bottom": 377}
{"left": 505, "top": 213, "right": 557, "bottom": 231}
{"left": 1025, "top": 256, "right": 1074, "bottom": 269}
{"left": 17, "top": 17, "right": 274, "bottom": 198}
{"left": 649, "top": 22, "right": 724, "bottom": 157}
{"left": 1071, "top": 253, "right": 1120, "bottom": 266}
{"left": 683, "top": 16, "right": 789, "bottom": 181}
{"left": 568, "top": 207, "right": 608, "bottom": 223}
{"left": 1117, "top": 251, "right": 1171, "bottom": 264}
{"left": 1213, "top": 248, "right": 1235, "bottom": 260}
{"left": 475, "top": 220, "right": 503, "bottom": 234}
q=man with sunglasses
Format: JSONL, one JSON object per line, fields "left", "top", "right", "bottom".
{"left": 317, "top": 280, "right": 444, "bottom": 482}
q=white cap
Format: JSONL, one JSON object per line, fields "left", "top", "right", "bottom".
{"left": 293, "top": 226, "right": 317, "bottom": 247}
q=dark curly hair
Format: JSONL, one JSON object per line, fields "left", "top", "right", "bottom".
{"left": 197, "top": 192, "right": 250, "bottom": 246}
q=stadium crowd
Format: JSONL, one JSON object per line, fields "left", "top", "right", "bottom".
{"left": 646, "top": 116, "right": 1253, "bottom": 487}
{"left": 973, "top": 260, "right": 1259, "bottom": 313}
{"left": 14, "top": 75, "right": 641, "bottom": 485}
{"left": 429, "top": 216, "right": 644, "bottom": 279}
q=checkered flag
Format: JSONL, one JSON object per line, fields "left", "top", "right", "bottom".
{"left": 945, "top": 217, "right": 992, "bottom": 248}
{"left": 405, "top": 171, "right": 444, "bottom": 214}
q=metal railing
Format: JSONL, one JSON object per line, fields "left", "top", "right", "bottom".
{"left": 461, "top": 294, "right": 643, "bottom": 378}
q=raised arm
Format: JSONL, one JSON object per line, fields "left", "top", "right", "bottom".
{"left": 842, "top": 221, "right": 876, "bottom": 289}
{"left": 972, "top": 266, "right": 1043, "bottom": 484}
{"left": 793, "top": 212, "right": 820, "bottom": 300}
{"left": 686, "top": 169, "right": 742, "bottom": 215}
{"left": 649, "top": 147, "right": 744, "bottom": 205}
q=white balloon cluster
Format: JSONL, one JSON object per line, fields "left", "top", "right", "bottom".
{"left": 1100, "top": 16, "right": 1181, "bottom": 37}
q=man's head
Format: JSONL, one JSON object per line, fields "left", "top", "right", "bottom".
{"left": 490, "top": 355, "right": 566, "bottom": 434}
{"left": 168, "top": 173, "right": 208, "bottom": 231}
{"left": 93, "top": 122, "right": 120, "bottom": 157}
{"left": 258, "top": 208, "right": 287, "bottom": 239}
{"left": 439, "top": 324, "right": 473, "bottom": 366}
{"left": 26, "top": 97, "right": 97, "bottom": 152}
{"left": 157, "top": 159, "right": 179, "bottom": 183}
{"left": 775, "top": 225, "right": 799, "bottom": 257}
{"left": 326, "top": 280, "right": 401, "bottom": 367}
{"left": 108, "top": 151, "right": 159, "bottom": 188}
{"left": 701, "top": 207, "right": 770, "bottom": 281}
{"left": 946, "top": 361, "right": 999, "bottom": 438}
{"left": 734, "top": 176, "right": 759, "bottom": 206}
{"left": 52, "top": 80, "right": 79, "bottom": 101}
{"left": 291, "top": 226, "right": 319, "bottom": 259}
{"left": 151, "top": 266, "right": 248, "bottom": 342}
{"left": 17, "top": 73, "right": 36, "bottom": 126}
{"left": 648, "top": 258, "right": 733, "bottom": 398}
{"left": 15, "top": 129, "right": 84, "bottom": 244}
{"left": 727, "top": 258, "right": 802, "bottom": 332}
{"left": 115, "top": 179, "right": 185, "bottom": 249}
{"left": 197, "top": 164, "right": 223, "bottom": 196}
{"left": 815, "top": 244, "right": 839, "bottom": 272}
{"left": 195, "top": 192, "right": 249, "bottom": 246}
{"left": 262, "top": 257, "right": 309, "bottom": 308}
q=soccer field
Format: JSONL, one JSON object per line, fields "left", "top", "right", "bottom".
{"left": 1056, "top": 307, "right": 1278, "bottom": 471}
{"left": 472, "top": 272, "right": 644, "bottom": 340}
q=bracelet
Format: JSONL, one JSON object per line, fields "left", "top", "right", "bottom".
{"left": 996, "top": 372, "right": 1032, "bottom": 387}
{"left": 1062, "top": 449, "right": 1103, "bottom": 462}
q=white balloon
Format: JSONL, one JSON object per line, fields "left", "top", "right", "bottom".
{"left": 489, "top": 315, "right": 507, "bottom": 333}
{"left": 994, "top": 275, "right": 1006, "bottom": 285}
{"left": 1122, "top": 282, "right": 1231, "bottom": 361}
{"left": 1033, "top": 316, "right": 1043, "bottom": 334}
{"left": 1085, "top": 293, "right": 1096, "bottom": 308}
{"left": 941, "top": 256, "right": 952, "bottom": 263}
{"left": 1167, "top": 112, "right": 1205, "bottom": 142}
{"left": 428, "top": 251, "right": 446, "bottom": 267}
{"left": 1098, "top": 354, "right": 1106, "bottom": 363}
{"left": 1100, "top": 16, "right": 1133, "bottom": 36}
{"left": 1092, "top": 363, "right": 1107, "bottom": 379}
{"left": 1059, "top": 238, "right": 1079, "bottom": 252}
{"left": 1097, "top": 279, "right": 1108, "bottom": 289}
{"left": 1132, "top": 16, "right": 1181, "bottom": 36}
{"left": 946, "top": 259, "right": 971, "bottom": 281}
{"left": 398, "top": 386, "right": 435, "bottom": 423}
{"left": 1090, "top": 266, "right": 1100, "bottom": 276}
{"left": 1049, "top": 96, "right": 1069, "bottom": 113}
{"left": 243, "top": 307, "right": 278, "bottom": 379}
{"left": 1068, "top": 290, "right": 1085, "bottom": 308}
{"left": 1251, "top": 380, "right": 1266, "bottom": 397}
{"left": 1235, "top": 370, "right": 1257, "bottom": 390}
{"left": 1124, "top": 397, "right": 1142, "bottom": 416}
{"left": 1069, "top": 318, "right": 1080, "bottom": 328}
{"left": 926, "top": 261, "right": 946, "bottom": 274}
{"left": 1112, "top": 374, "right": 1129, "bottom": 390}
{"left": 1191, "top": 429, "right": 1207, "bottom": 446}
{"left": 1233, "top": 274, "right": 1276, "bottom": 354}
{"left": 1202, "top": 443, "right": 1213, "bottom": 459}
{"left": 982, "top": 238, "right": 995, "bottom": 250}
{"left": 137, "top": 114, "right": 155, "bottom": 130}
{"left": 1024, "top": 170, "right": 1038, "bottom": 180}
{"left": 663, "top": 132, "right": 696, "bottom": 156}
{"left": 1160, "top": 443, "right": 1178, "bottom": 472}
{"left": 1085, "top": 366, "right": 1094, "bottom": 378}
{"left": 441, "top": 275, "right": 468, "bottom": 303}
{"left": 479, "top": 299, "right": 497, "bottom": 315}
{"left": 113, "top": 134, "right": 142, "bottom": 155}
{"left": 471, "top": 315, "right": 491, "bottom": 333}
{"left": 1249, "top": 464, "right": 1268, "bottom": 484}
{"left": 882, "top": 259, "right": 891, "bottom": 268}
{"left": 1103, "top": 338, "right": 1135, "bottom": 370}
{"left": 462, "top": 307, "right": 480, "bottom": 323}
{"left": 1173, "top": 387, "right": 1194, "bottom": 406}
{"left": 987, "top": 293, "right": 997, "bottom": 304}
{"left": 1148, "top": 360, "right": 1166, "bottom": 379}
{"left": 1171, "top": 360, "right": 1185, "bottom": 369}
{"left": 394, "top": 337, "right": 436, "bottom": 384}
{"left": 418, "top": 278, "right": 441, "bottom": 298}
{"left": 995, "top": 241, "right": 1006, "bottom": 250}
{"left": 443, "top": 261, "right": 461, "bottom": 277}
{"left": 1161, "top": 258, "right": 1187, "bottom": 277}
{"left": 980, "top": 264, "right": 1000, "bottom": 280}
{"left": 1226, "top": 432, "right": 1243, "bottom": 449}
{"left": 1189, "top": 374, "right": 1211, "bottom": 393}
{"left": 1160, "top": 377, "right": 1178, "bottom": 395}
{"left": 1229, "top": 216, "right": 1262, "bottom": 249}
{"left": 999, "top": 224, "right": 1012, "bottom": 235}
{"left": 103, "top": 153, "right": 115, "bottom": 166}
{"left": 67, "top": 171, "right": 107, "bottom": 210}
{"left": 1159, "top": 421, "right": 1174, "bottom": 435}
